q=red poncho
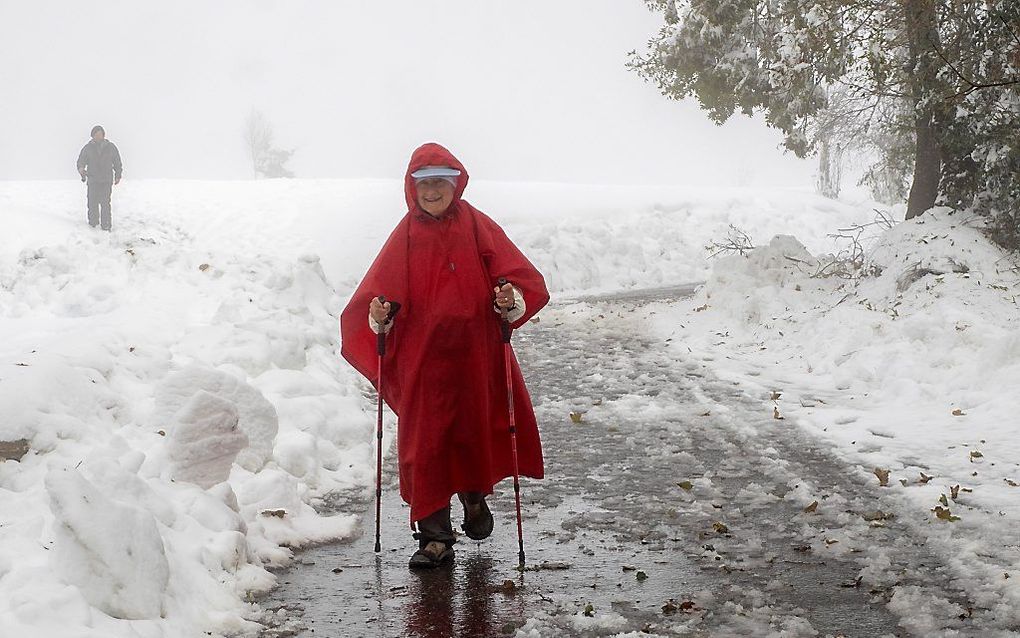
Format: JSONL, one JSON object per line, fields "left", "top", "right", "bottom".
{"left": 340, "top": 143, "right": 549, "bottom": 522}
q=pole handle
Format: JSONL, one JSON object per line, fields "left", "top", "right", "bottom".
{"left": 496, "top": 279, "right": 512, "bottom": 343}
{"left": 375, "top": 296, "right": 402, "bottom": 355}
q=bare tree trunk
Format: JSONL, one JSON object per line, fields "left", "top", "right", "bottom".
{"left": 902, "top": 0, "right": 942, "bottom": 220}
{"left": 906, "top": 109, "right": 940, "bottom": 219}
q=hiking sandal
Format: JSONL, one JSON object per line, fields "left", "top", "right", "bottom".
{"left": 461, "top": 498, "right": 494, "bottom": 541}
{"left": 408, "top": 540, "right": 454, "bottom": 569}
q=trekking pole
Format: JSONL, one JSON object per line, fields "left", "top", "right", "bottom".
{"left": 497, "top": 278, "right": 527, "bottom": 568}
{"left": 374, "top": 296, "right": 401, "bottom": 553}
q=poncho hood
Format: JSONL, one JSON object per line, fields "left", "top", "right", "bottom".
{"left": 404, "top": 142, "right": 470, "bottom": 214}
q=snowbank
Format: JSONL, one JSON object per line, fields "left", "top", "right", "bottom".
{"left": 165, "top": 390, "right": 249, "bottom": 489}
{"left": 0, "top": 179, "right": 872, "bottom": 298}
{"left": 47, "top": 467, "right": 170, "bottom": 620}
{"left": 648, "top": 208, "right": 1020, "bottom": 628}
{"left": 0, "top": 191, "right": 374, "bottom": 637}
{"left": 155, "top": 367, "right": 277, "bottom": 473}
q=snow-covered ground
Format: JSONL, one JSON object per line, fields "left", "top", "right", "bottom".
{"left": 1, "top": 178, "right": 1015, "bottom": 636}
{"left": 643, "top": 209, "right": 1020, "bottom": 629}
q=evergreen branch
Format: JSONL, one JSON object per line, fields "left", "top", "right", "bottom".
{"left": 999, "top": 14, "right": 1020, "bottom": 51}
{"left": 931, "top": 39, "right": 1020, "bottom": 98}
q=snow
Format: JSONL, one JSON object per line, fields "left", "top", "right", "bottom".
{"left": 46, "top": 467, "right": 170, "bottom": 620}
{"left": 165, "top": 390, "right": 248, "bottom": 489}
{"left": 155, "top": 366, "right": 277, "bottom": 473}
{"left": 1, "top": 177, "right": 1017, "bottom": 635}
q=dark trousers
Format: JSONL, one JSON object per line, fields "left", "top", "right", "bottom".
{"left": 87, "top": 181, "right": 113, "bottom": 230}
{"left": 416, "top": 492, "right": 484, "bottom": 546}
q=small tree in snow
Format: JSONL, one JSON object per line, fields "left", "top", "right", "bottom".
{"left": 244, "top": 108, "right": 294, "bottom": 179}
{"left": 815, "top": 138, "right": 843, "bottom": 200}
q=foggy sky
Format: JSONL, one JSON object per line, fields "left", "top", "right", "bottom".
{"left": 0, "top": 1, "right": 816, "bottom": 187}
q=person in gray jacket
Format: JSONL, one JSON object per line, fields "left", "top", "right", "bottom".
{"left": 76, "top": 125, "right": 123, "bottom": 231}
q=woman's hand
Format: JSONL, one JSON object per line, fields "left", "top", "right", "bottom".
{"left": 494, "top": 283, "right": 515, "bottom": 310}
{"left": 370, "top": 296, "right": 392, "bottom": 324}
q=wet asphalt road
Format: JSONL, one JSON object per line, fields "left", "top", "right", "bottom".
{"left": 258, "top": 287, "right": 970, "bottom": 638}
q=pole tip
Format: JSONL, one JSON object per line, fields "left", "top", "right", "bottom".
{"left": 374, "top": 541, "right": 381, "bottom": 553}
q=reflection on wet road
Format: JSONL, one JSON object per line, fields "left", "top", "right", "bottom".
{"left": 260, "top": 287, "right": 967, "bottom": 637}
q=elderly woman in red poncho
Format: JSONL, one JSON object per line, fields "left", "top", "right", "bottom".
{"left": 340, "top": 143, "right": 549, "bottom": 569}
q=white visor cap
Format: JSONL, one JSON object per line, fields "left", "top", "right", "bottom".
{"left": 411, "top": 166, "right": 462, "bottom": 181}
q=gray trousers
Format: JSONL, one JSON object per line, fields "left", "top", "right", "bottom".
{"left": 87, "top": 181, "right": 113, "bottom": 230}
{"left": 416, "top": 492, "right": 484, "bottom": 546}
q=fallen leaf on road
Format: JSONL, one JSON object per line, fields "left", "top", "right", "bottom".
{"left": 636, "top": 571, "right": 648, "bottom": 581}
{"left": 773, "top": 407, "right": 784, "bottom": 420}
{"left": 919, "top": 472, "right": 933, "bottom": 484}
{"left": 803, "top": 501, "right": 818, "bottom": 513}
{"left": 498, "top": 580, "right": 517, "bottom": 596}
{"left": 873, "top": 468, "right": 890, "bottom": 487}
{"left": 933, "top": 506, "right": 961, "bottom": 522}
{"left": 970, "top": 450, "right": 983, "bottom": 461}
{"left": 676, "top": 481, "right": 694, "bottom": 491}
{"left": 569, "top": 411, "right": 584, "bottom": 423}
{"left": 952, "top": 409, "right": 965, "bottom": 416}
{"left": 712, "top": 522, "right": 730, "bottom": 534}
{"left": 662, "top": 599, "right": 699, "bottom": 614}
{"left": 583, "top": 603, "right": 595, "bottom": 617}
{"left": 950, "top": 485, "right": 960, "bottom": 500}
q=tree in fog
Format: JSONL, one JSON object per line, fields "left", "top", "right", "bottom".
{"left": 631, "top": 0, "right": 1019, "bottom": 245}
{"left": 244, "top": 108, "right": 294, "bottom": 179}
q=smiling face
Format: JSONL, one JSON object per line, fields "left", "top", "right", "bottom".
{"left": 415, "top": 177, "right": 457, "bottom": 217}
